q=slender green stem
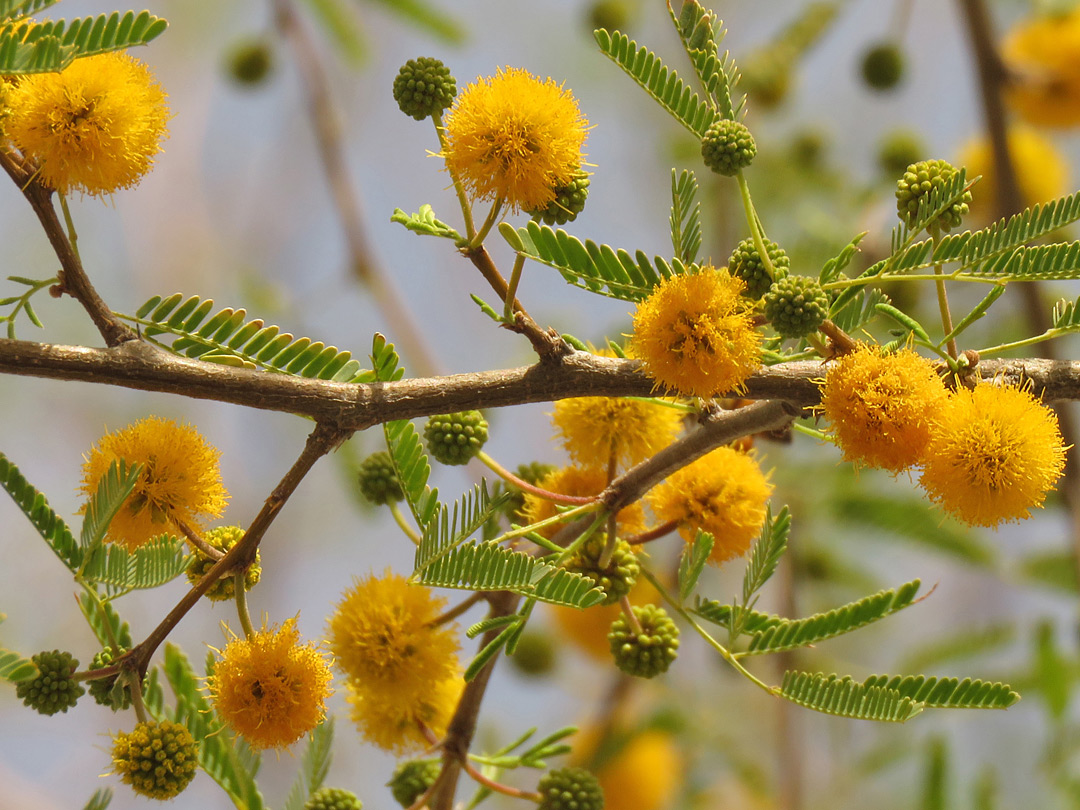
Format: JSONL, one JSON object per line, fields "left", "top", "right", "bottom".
{"left": 462, "top": 758, "right": 542, "bottom": 802}
{"left": 929, "top": 225, "right": 959, "bottom": 359}
{"left": 503, "top": 251, "right": 527, "bottom": 320}
{"left": 432, "top": 111, "right": 476, "bottom": 240}
{"left": 822, "top": 272, "right": 1000, "bottom": 291}
{"left": 791, "top": 422, "right": 831, "bottom": 442}
{"left": 476, "top": 451, "right": 594, "bottom": 504}
{"left": 57, "top": 193, "right": 81, "bottom": 265}
{"left": 736, "top": 172, "right": 776, "bottom": 281}
{"left": 430, "top": 592, "right": 487, "bottom": 628}
{"left": 976, "top": 329, "right": 1060, "bottom": 358}
{"left": 618, "top": 594, "right": 644, "bottom": 634}
{"left": 389, "top": 501, "right": 423, "bottom": 545}
{"left": 471, "top": 197, "right": 504, "bottom": 247}
{"left": 234, "top": 575, "right": 256, "bottom": 638}
{"left": 489, "top": 502, "right": 602, "bottom": 547}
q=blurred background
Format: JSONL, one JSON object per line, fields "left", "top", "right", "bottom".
{"left": 3, "top": 0, "right": 1080, "bottom": 808}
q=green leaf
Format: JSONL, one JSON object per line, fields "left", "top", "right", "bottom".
{"left": 514, "top": 221, "right": 690, "bottom": 302}
{"left": 80, "top": 535, "right": 190, "bottom": 595}
{"left": 828, "top": 285, "right": 889, "bottom": 336}
{"left": 1033, "top": 620, "right": 1071, "bottom": 719}
{"left": 670, "top": 169, "right": 702, "bottom": 265}
{"left": 942, "top": 284, "right": 1005, "bottom": 344}
{"left": 364, "top": 0, "right": 463, "bottom": 44}
{"left": 79, "top": 459, "right": 141, "bottom": 551}
{"left": 1017, "top": 550, "right": 1077, "bottom": 593}
{"left": 283, "top": 718, "right": 335, "bottom": 810}
{"left": 780, "top": 671, "right": 924, "bottom": 722}
{"left": 677, "top": 529, "right": 713, "bottom": 603}
{"left": 126, "top": 294, "right": 370, "bottom": 382}
{"left": 80, "top": 788, "right": 112, "bottom": 810}
{"left": 0, "top": 1, "right": 60, "bottom": 23}
{"left": 739, "top": 580, "right": 922, "bottom": 656}
{"left": 0, "top": 451, "right": 81, "bottom": 571}
{"left": 465, "top": 621, "right": 520, "bottom": 681}
{"left": 819, "top": 232, "right": 867, "bottom": 285}
{"left": 370, "top": 332, "right": 404, "bottom": 383}
{"left": 1053, "top": 294, "right": 1080, "bottom": 330}
{"left": 392, "top": 204, "right": 463, "bottom": 241}
{"left": 385, "top": 418, "right": 438, "bottom": 530}
{"left": 741, "top": 506, "right": 790, "bottom": 606}
{"left": 0, "top": 647, "right": 37, "bottom": 682}
{"left": 0, "top": 29, "right": 72, "bottom": 73}
{"left": 861, "top": 674, "right": 1019, "bottom": 709}
{"left": 960, "top": 241, "right": 1080, "bottom": 281}
{"left": 920, "top": 737, "right": 948, "bottom": 810}
{"left": 466, "top": 614, "right": 520, "bottom": 639}
{"left": 16, "top": 11, "right": 167, "bottom": 59}
{"left": 594, "top": 28, "right": 716, "bottom": 137}
{"left": 692, "top": 600, "right": 783, "bottom": 634}
{"left": 296, "top": 0, "right": 366, "bottom": 63}
{"left": 78, "top": 590, "right": 132, "bottom": 649}
{"left": 899, "top": 623, "right": 1015, "bottom": 674}
{"left": 874, "top": 302, "right": 931, "bottom": 343}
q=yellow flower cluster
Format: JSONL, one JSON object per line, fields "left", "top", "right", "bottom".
{"left": 1002, "top": 8, "right": 1080, "bottom": 127}
{"left": 819, "top": 344, "right": 1067, "bottom": 527}
{"left": 326, "top": 570, "right": 463, "bottom": 754}
{"left": 959, "top": 127, "right": 1068, "bottom": 223}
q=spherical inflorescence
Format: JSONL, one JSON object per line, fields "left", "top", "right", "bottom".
{"left": 895, "top": 159, "right": 971, "bottom": 232}
{"left": 110, "top": 719, "right": 198, "bottom": 800}
{"left": 16, "top": 649, "right": 83, "bottom": 715}
{"left": 701, "top": 118, "right": 757, "bottom": 176}
{"left": 537, "top": 766, "right": 606, "bottom": 810}
{"left": 728, "top": 236, "right": 790, "bottom": 300}
{"left": 566, "top": 534, "right": 640, "bottom": 605}
{"left": 87, "top": 647, "right": 134, "bottom": 711}
{"left": 357, "top": 451, "right": 405, "bottom": 505}
{"left": 528, "top": 170, "right": 591, "bottom": 225}
{"left": 185, "top": 525, "right": 261, "bottom": 601}
{"left": 389, "top": 759, "right": 442, "bottom": 807}
{"left": 551, "top": 391, "right": 683, "bottom": 471}
{"left": 878, "top": 129, "right": 926, "bottom": 178}
{"left": 424, "top": 410, "right": 489, "bottom": 466}
{"left": 860, "top": 42, "right": 905, "bottom": 90}
{"left": 303, "top": 786, "right": 364, "bottom": 810}
{"left": 608, "top": 604, "right": 680, "bottom": 678}
{"left": 763, "top": 275, "right": 829, "bottom": 339}
{"left": 393, "top": 56, "right": 457, "bottom": 120}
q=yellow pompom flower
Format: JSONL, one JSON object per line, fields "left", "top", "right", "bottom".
{"left": 346, "top": 674, "right": 463, "bottom": 754}
{"left": 552, "top": 394, "right": 683, "bottom": 470}
{"left": 1002, "top": 9, "right": 1080, "bottom": 127}
{"left": 79, "top": 417, "right": 229, "bottom": 551}
{"left": 960, "top": 127, "right": 1068, "bottom": 222}
{"left": 326, "top": 570, "right": 460, "bottom": 693}
{"left": 631, "top": 268, "right": 761, "bottom": 399}
{"left": 819, "top": 344, "right": 949, "bottom": 473}
{"left": 208, "top": 619, "right": 334, "bottom": 750}
{"left": 573, "top": 729, "right": 682, "bottom": 810}
{"left": 5, "top": 51, "right": 169, "bottom": 195}
{"left": 442, "top": 66, "right": 589, "bottom": 212}
{"left": 648, "top": 446, "right": 772, "bottom": 566}
{"left": 521, "top": 465, "right": 646, "bottom": 539}
{"left": 919, "top": 383, "right": 1067, "bottom": 527}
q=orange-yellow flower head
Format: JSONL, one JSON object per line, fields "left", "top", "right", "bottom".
{"left": 552, "top": 394, "right": 683, "bottom": 470}
{"left": 648, "top": 446, "right": 772, "bottom": 565}
{"left": 1002, "top": 9, "right": 1080, "bottom": 127}
{"left": 573, "top": 728, "right": 682, "bottom": 810}
{"left": 347, "top": 673, "right": 463, "bottom": 754}
{"left": 79, "top": 416, "right": 228, "bottom": 551}
{"left": 819, "top": 344, "right": 949, "bottom": 473}
{"left": 5, "top": 52, "right": 169, "bottom": 196}
{"left": 919, "top": 383, "right": 1067, "bottom": 527}
{"left": 521, "top": 465, "right": 646, "bottom": 539}
{"left": 442, "top": 66, "right": 589, "bottom": 212}
{"left": 631, "top": 268, "right": 762, "bottom": 399}
{"left": 960, "top": 127, "right": 1068, "bottom": 223}
{"left": 326, "top": 570, "right": 460, "bottom": 694}
{"left": 208, "top": 619, "right": 334, "bottom": 750}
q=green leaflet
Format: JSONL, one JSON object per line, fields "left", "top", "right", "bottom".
{"left": 0, "top": 0, "right": 59, "bottom": 23}
{"left": 741, "top": 505, "right": 790, "bottom": 607}
{"left": 282, "top": 718, "right": 334, "bottom": 810}
{"left": 78, "top": 590, "right": 132, "bottom": 649}
{"left": 79, "top": 535, "right": 190, "bottom": 596}
{"left": 79, "top": 459, "right": 141, "bottom": 552}
{"left": 677, "top": 530, "right": 713, "bottom": 603}
{"left": 0, "top": 647, "right": 38, "bottom": 682}
{"left": 594, "top": 29, "right": 717, "bottom": 137}
{"left": 80, "top": 788, "right": 112, "bottom": 810}
{"left": 0, "top": 451, "right": 81, "bottom": 572}
{"left": 780, "top": 671, "right": 924, "bottom": 722}
{"left": 0, "top": 10, "right": 167, "bottom": 74}
{"left": 670, "top": 169, "right": 702, "bottom": 265}
{"left": 861, "top": 674, "right": 1020, "bottom": 709}
{"left": 392, "top": 204, "right": 463, "bottom": 241}
{"left": 127, "top": 294, "right": 370, "bottom": 382}
{"left": 386, "top": 418, "right": 438, "bottom": 530}
{"left": 513, "top": 221, "right": 691, "bottom": 302}
{"left": 413, "top": 482, "right": 499, "bottom": 572}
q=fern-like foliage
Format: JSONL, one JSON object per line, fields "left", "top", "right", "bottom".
{"left": 1053, "top": 295, "right": 1080, "bottom": 330}
{"left": 780, "top": 671, "right": 924, "bottom": 722}
{"left": 79, "top": 536, "right": 190, "bottom": 596}
{"left": 670, "top": 169, "right": 702, "bottom": 265}
{"left": 386, "top": 418, "right": 438, "bottom": 530}
{"left": 512, "top": 221, "right": 691, "bottom": 302}
{"left": 80, "top": 788, "right": 112, "bottom": 810}
{"left": 128, "top": 294, "right": 372, "bottom": 382}
{"left": 693, "top": 601, "right": 784, "bottom": 634}
{"left": 15, "top": 11, "right": 167, "bottom": 58}
{"left": 0, "top": 0, "right": 59, "bottom": 23}
{"left": 741, "top": 506, "right": 790, "bottom": 607}
{"left": 819, "top": 232, "right": 866, "bottom": 285}
{"left": 370, "top": 332, "right": 404, "bottom": 382}
{"left": 862, "top": 674, "right": 1019, "bottom": 709}
{"left": 594, "top": 29, "right": 716, "bottom": 137}
{"left": 0, "top": 451, "right": 81, "bottom": 571}
{"left": 0, "top": 26, "right": 69, "bottom": 72}
{"left": 959, "top": 242, "right": 1080, "bottom": 281}
{"left": 0, "top": 646, "right": 37, "bottom": 682}
{"left": 79, "top": 459, "right": 140, "bottom": 552}
{"left": 829, "top": 285, "right": 889, "bottom": 335}
{"left": 78, "top": 589, "right": 132, "bottom": 649}
{"left": 159, "top": 644, "right": 265, "bottom": 810}
{"left": 391, "top": 204, "right": 462, "bottom": 242}
{"left": 282, "top": 718, "right": 334, "bottom": 810}
{"left": 677, "top": 530, "right": 713, "bottom": 603}
{"left": 738, "top": 580, "right": 922, "bottom": 655}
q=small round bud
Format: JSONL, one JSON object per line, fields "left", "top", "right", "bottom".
{"left": 226, "top": 38, "right": 274, "bottom": 86}
{"left": 701, "top": 119, "right": 757, "bottom": 176}
{"left": 304, "top": 786, "right": 363, "bottom": 810}
{"left": 566, "top": 534, "right": 639, "bottom": 606}
{"left": 357, "top": 451, "right": 405, "bottom": 505}
{"left": 740, "top": 51, "right": 792, "bottom": 108}
{"left": 528, "top": 171, "right": 591, "bottom": 225}
{"left": 608, "top": 604, "right": 679, "bottom": 678}
{"left": 508, "top": 630, "right": 557, "bottom": 677}
{"left": 424, "top": 410, "right": 488, "bottom": 466}
{"left": 536, "top": 766, "right": 605, "bottom": 810}
{"left": 860, "top": 42, "right": 905, "bottom": 91}
{"left": 111, "top": 719, "right": 198, "bottom": 800}
{"left": 588, "top": 0, "right": 632, "bottom": 32}
{"left": 16, "top": 649, "right": 83, "bottom": 715}
{"left": 878, "top": 129, "right": 926, "bottom": 178}
{"left": 763, "top": 275, "right": 829, "bottom": 339}
{"left": 790, "top": 128, "right": 827, "bottom": 168}
{"left": 895, "top": 159, "right": 971, "bottom": 232}
{"left": 87, "top": 647, "right": 135, "bottom": 711}
{"left": 728, "top": 236, "right": 790, "bottom": 300}
{"left": 393, "top": 57, "right": 456, "bottom": 121}
{"left": 186, "top": 525, "right": 261, "bottom": 601}
{"left": 389, "top": 759, "right": 441, "bottom": 808}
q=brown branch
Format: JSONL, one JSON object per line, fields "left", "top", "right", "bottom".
{"left": 0, "top": 149, "right": 136, "bottom": 347}
{"left": 271, "top": 0, "right": 439, "bottom": 378}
